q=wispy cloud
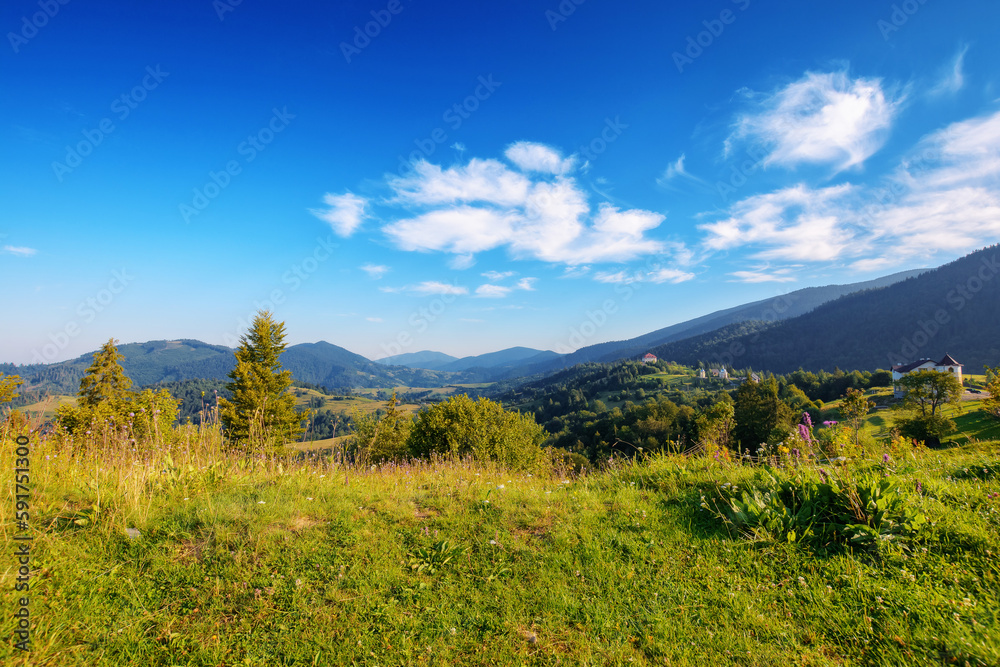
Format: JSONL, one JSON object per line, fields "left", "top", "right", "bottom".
{"left": 380, "top": 281, "right": 468, "bottom": 296}
{"left": 3, "top": 245, "right": 37, "bottom": 257}
{"left": 482, "top": 270, "right": 515, "bottom": 281}
{"left": 475, "top": 284, "right": 512, "bottom": 298}
{"left": 728, "top": 70, "right": 902, "bottom": 172}
{"left": 929, "top": 45, "right": 968, "bottom": 97}
{"left": 594, "top": 267, "right": 694, "bottom": 285}
{"left": 366, "top": 316, "right": 383, "bottom": 322}
{"left": 728, "top": 266, "right": 798, "bottom": 283}
{"left": 516, "top": 277, "right": 537, "bottom": 291}
{"left": 310, "top": 192, "right": 368, "bottom": 237}
{"left": 360, "top": 263, "right": 389, "bottom": 279}
{"left": 656, "top": 153, "right": 710, "bottom": 189}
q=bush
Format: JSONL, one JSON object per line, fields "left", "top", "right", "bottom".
{"left": 349, "top": 392, "right": 411, "bottom": 464}
{"left": 408, "top": 395, "right": 547, "bottom": 471}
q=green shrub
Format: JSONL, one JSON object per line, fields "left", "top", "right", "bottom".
{"left": 408, "top": 395, "right": 547, "bottom": 470}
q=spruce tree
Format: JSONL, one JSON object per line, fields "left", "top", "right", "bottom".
{"left": 219, "top": 310, "right": 305, "bottom": 446}
{"left": 78, "top": 339, "right": 133, "bottom": 407}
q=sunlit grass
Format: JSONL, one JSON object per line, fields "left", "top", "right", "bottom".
{"left": 2, "top": 417, "right": 999, "bottom": 665}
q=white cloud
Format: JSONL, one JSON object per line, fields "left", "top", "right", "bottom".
{"left": 360, "top": 264, "right": 389, "bottom": 279}
{"left": 389, "top": 159, "right": 531, "bottom": 207}
{"left": 516, "top": 277, "right": 537, "bottom": 291}
{"left": 728, "top": 267, "right": 798, "bottom": 283}
{"left": 700, "top": 184, "right": 857, "bottom": 262}
{"left": 384, "top": 207, "right": 520, "bottom": 255}
{"left": 310, "top": 192, "right": 368, "bottom": 237}
{"left": 930, "top": 45, "right": 968, "bottom": 97}
{"left": 729, "top": 70, "right": 901, "bottom": 172}
{"left": 504, "top": 141, "right": 575, "bottom": 175}
{"left": 648, "top": 268, "right": 695, "bottom": 284}
{"left": 704, "top": 108, "right": 1000, "bottom": 272}
{"left": 475, "top": 284, "right": 512, "bottom": 298}
{"left": 380, "top": 281, "right": 468, "bottom": 296}
{"left": 381, "top": 149, "right": 674, "bottom": 266}
{"left": 594, "top": 267, "right": 694, "bottom": 285}
{"left": 482, "top": 270, "right": 515, "bottom": 281}
{"left": 3, "top": 245, "right": 37, "bottom": 257}
{"left": 561, "top": 265, "right": 591, "bottom": 278}
{"left": 449, "top": 254, "right": 476, "bottom": 270}
{"left": 411, "top": 281, "right": 468, "bottom": 296}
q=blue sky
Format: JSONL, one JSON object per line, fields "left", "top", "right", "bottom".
{"left": 3, "top": 0, "right": 999, "bottom": 366}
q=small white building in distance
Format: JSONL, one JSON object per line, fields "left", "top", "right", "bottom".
{"left": 891, "top": 354, "right": 963, "bottom": 398}
{"left": 642, "top": 353, "right": 657, "bottom": 364}
{"left": 697, "top": 368, "right": 706, "bottom": 379}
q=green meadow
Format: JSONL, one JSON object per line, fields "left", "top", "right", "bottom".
{"left": 2, "top": 417, "right": 999, "bottom": 666}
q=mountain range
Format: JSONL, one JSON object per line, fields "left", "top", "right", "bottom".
{"left": 4, "top": 248, "right": 997, "bottom": 396}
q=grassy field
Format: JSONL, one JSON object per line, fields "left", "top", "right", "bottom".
{"left": 2, "top": 416, "right": 999, "bottom": 665}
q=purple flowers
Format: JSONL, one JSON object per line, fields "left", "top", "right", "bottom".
{"left": 822, "top": 421, "right": 838, "bottom": 427}
{"left": 801, "top": 412, "right": 813, "bottom": 428}
{"left": 798, "top": 423, "right": 812, "bottom": 444}
{"left": 882, "top": 453, "right": 891, "bottom": 464}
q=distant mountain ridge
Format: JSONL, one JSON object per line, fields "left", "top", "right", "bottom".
{"left": 496, "top": 268, "right": 928, "bottom": 378}
{"left": 6, "top": 259, "right": 984, "bottom": 397}
{"left": 644, "top": 246, "right": 1000, "bottom": 374}
{"left": 2, "top": 339, "right": 458, "bottom": 396}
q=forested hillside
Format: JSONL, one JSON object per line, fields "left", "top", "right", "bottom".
{"left": 648, "top": 246, "right": 1000, "bottom": 374}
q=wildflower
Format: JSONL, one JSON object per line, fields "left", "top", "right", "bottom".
{"left": 916, "top": 481, "right": 923, "bottom": 494}
{"left": 801, "top": 412, "right": 813, "bottom": 428}
{"left": 882, "top": 453, "right": 891, "bottom": 464}
{"left": 822, "top": 421, "right": 838, "bottom": 427}
{"left": 258, "top": 501, "right": 266, "bottom": 504}
{"left": 449, "top": 627, "right": 457, "bottom": 636}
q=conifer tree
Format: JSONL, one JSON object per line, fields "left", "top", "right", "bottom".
{"left": 219, "top": 310, "right": 305, "bottom": 446}
{"left": 79, "top": 339, "right": 132, "bottom": 407}
{"left": 0, "top": 373, "right": 23, "bottom": 404}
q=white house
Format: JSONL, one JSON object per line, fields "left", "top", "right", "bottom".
{"left": 697, "top": 368, "right": 706, "bottom": 379}
{"left": 891, "top": 354, "right": 963, "bottom": 398}
{"left": 642, "top": 353, "right": 657, "bottom": 364}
